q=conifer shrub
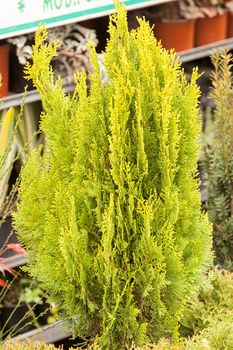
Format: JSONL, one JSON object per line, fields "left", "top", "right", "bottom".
{"left": 188, "top": 316, "right": 233, "bottom": 350}
{"left": 84, "top": 340, "right": 186, "bottom": 350}
{"left": 202, "top": 51, "right": 233, "bottom": 270}
{"left": 14, "top": 3, "right": 212, "bottom": 349}
{"left": 180, "top": 267, "right": 233, "bottom": 337}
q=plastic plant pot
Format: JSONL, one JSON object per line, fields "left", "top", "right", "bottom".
{"left": 153, "top": 19, "right": 195, "bottom": 52}
{"left": 195, "top": 12, "right": 227, "bottom": 46}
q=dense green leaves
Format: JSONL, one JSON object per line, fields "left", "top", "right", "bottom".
{"left": 14, "top": 4, "right": 212, "bottom": 349}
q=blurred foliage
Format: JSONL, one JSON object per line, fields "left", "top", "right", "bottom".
{"left": 180, "top": 267, "right": 233, "bottom": 337}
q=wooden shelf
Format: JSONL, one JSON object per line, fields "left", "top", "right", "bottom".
{"left": 0, "top": 84, "right": 75, "bottom": 111}
{"left": 179, "top": 38, "right": 233, "bottom": 63}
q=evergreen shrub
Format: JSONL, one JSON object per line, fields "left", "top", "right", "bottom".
{"left": 188, "top": 316, "right": 233, "bottom": 350}
{"left": 203, "top": 51, "right": 233, "bottom": 270}
{"left": 14, "top": 3, "right": 212, "bottom": 349}
{"left": 180, "top": 267, "right": 233, "bottom": 337}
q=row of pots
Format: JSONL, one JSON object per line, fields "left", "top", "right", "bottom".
{"left": 1, "top": 11, "right": 233, "bottom": 98}
{"left": 152, "top": 11, "right": 232, "bottom": 52}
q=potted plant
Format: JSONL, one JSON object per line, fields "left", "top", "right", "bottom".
{"left": 7, "top": 23, "right": 98, "bottom": 92}
{"left": 14, "top": 2, "right": 212, "bottom": 349}
{"left": 194, "top": 0, "right": 227, "bottom": 46}
{"left": 147, "top": 0, "right": 202, "bottom": 52}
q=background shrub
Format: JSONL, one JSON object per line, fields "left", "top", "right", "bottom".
{"left": 203, "top": 51, "right": 233, "bottom": 270}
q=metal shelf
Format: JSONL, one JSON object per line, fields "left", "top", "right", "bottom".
{"left": 0, "top": 84, "right": 75, "bottom": 111}
{"left": 3, "top": 253, "right": 27, "bottom": 269}
{"left": 179, "top": 38, "right": 233, "bottom": 63}
{"left": 8, "top": 321, "right": 72, "bottom": 344}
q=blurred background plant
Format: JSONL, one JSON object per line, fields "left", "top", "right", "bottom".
{"left": 0, "top": 243, "right": 26, "bottom": 288}
{"left": 202, "top": 51, "right": 233, "bottom": 270}
{"left": 0, "top": 100, "right": 43, "bottom": 210}
{"left": 0, "top": 107, "right": 17, "bottom": 210}
{"left": 0, "top": 99, "right": 43, "bottom": 281}
{"left": 194, "top": 0, "right": 225, "bottom": 17}
{"left": 0, "top": 76, "right": 54, "bottom": 343}
{"left": 13, "top": 102, "right": 43, "bottom": 166}
{"left": 7, "top": 23, "right": 98, "bottom": 89}
{"left": 180, "top": 267, "right": 233, "bottom": 337}
{"left": 0, "top": 271, "right": 57, "bottom": 340}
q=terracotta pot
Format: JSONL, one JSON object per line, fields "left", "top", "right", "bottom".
{"left": 227, "top": 11, "right": 233, "bottom": 37}
{"left": 0, "top": 44, "right": 10, "bottom": 98}
{"left": 195, "top": 12, "right": 227, "bottom": 46}
{"left": 153, "top": 19, "right": 195, "bottom": 52}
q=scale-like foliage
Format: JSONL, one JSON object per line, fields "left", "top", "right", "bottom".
{"left": 14, "top": 3, "right": 212, "bottom": 349}
{"left": 203, "top": 51, "right": 233, "bottom": 270}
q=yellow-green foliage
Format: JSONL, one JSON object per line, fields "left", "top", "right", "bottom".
{"left": 14, "top": 3, "right": 212, "bottom": 349}
{"left": 3, "top": 332, "right": 233, "bottom": 350}
{"left": 72, "top": 341, "right": 184, "bottom": 350}
{"left": 180, "top": 268, "right": 233, "bottom": 337}
{"left": 130, "top": 340, "right": 186, "bottom": 350}
{"left": 79, "top": 321, "right": 233, "bottom": 350}
{"left": 1, "top": 340, "right": 64, "bottom": 350}
{"left": 187, "top": 316, "right": 233, "bottom": 350}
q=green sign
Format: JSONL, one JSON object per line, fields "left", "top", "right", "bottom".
{"left": 0, "top": 0, "right": 161, "bottom": 39}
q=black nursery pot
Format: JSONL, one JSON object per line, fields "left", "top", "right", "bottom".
{"left": 9, "top": 50, "right": 34, "bottom": 93}
{"left": 0, "top": 303, "right": 35, "bottom": 339}
{"left": 34, "top": 300, "right": 53, "bottom": 326}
